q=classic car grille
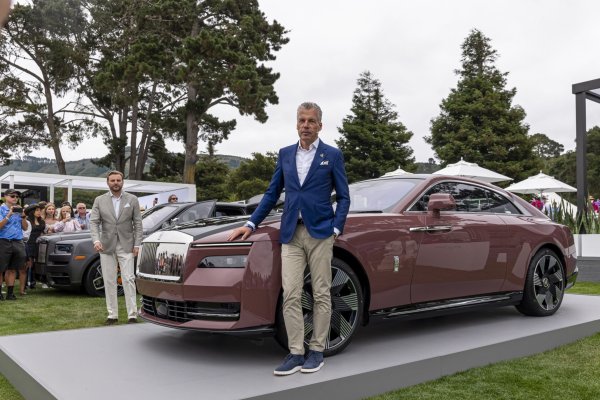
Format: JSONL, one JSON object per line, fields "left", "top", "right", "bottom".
{"left": 137, "top": 242, "right": 188, "bottom": 282}
{"left": 141, "top": 296, "right": 240, "bottom": 322}
{"left": 37, "top": 242, "right": 47, "bottom": 263}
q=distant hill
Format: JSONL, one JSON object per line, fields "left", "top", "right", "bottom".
{"left": 0, "top": 154, "right": 247, "bottom": 177}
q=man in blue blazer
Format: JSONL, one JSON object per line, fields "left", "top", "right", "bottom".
{"left": 228, "top": 102, "right": 350, "bottom": 376}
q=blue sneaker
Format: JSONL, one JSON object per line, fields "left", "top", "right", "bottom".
{"left": 273, "top": 354, "right": 305, "bottom": 376}
{"left": 301, "top": 350, "right": 324, "bottom": 373}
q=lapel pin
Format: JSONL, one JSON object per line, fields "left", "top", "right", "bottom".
{"left": 320, "top": 153, "right": 324, "bottom": 158}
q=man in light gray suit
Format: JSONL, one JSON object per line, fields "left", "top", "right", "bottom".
{"left": 90, "top": 170, "right": 143, "bottom": 325}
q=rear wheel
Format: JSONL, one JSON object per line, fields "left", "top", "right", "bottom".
{"left": 516, "top": 248, "right": 565, "bottom": 316}
{"left": 83, "top": 259, "right": 124, "bottom": 297}
{"left": 275, "top": 257, "right": 364, "bottom": 357}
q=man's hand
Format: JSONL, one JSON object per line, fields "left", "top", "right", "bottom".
{"left": 93, "top": 241, "right": 103, "bottom": 252}
{"left": 133, "top": 247, "right": 139, "bottom": 257}
{"left": 227, "top": 226, "right": 252, "bottom": 241}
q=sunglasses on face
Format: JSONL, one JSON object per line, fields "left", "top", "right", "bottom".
{"left": 5, "top": 194, "right": 17, "bottom": 198}
{"left": 170, "top": 197, "right": 177, "bottom": 201}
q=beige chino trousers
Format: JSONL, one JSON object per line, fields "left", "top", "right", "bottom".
{"left": 281, "top": 225, "right": 335, "bottom": 354}
{"left": 100, "top": 242, "right": 137, "bottom": 319}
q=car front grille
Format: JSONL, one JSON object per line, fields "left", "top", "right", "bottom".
{"left": 141, "top": 296, "right": 240, "bottom": 322}
{"left": 37, "top": 242, "right": 47, "bottom": 263}
{"left": 137, "top": 242, "right": 188, "bottom": 282}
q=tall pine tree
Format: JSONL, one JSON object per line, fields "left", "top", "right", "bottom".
{"left": 426, "top": 29, "right": 540, "bottom": 181}
{"left": 336, "top": 71, "right": 415, "bottom": 183}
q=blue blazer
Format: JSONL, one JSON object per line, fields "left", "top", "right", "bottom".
{"left": 249, "top": 140, "right": 350, "bottom": 244}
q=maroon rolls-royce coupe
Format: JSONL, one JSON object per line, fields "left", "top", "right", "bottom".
{"left": 136, "top": 174, "right": 578, "bottom": 356}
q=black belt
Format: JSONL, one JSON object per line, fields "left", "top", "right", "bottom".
{"left": 0, "top": 238, "right": 21, "bottom": 242}
{"left": 297, "top": 219, "right": 304, "bottom": 225}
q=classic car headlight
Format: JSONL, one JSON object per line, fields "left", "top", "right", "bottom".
{"left": 55, "top": 244, "right": 73, "bottom": 254}
{"left": 198, "top": 255, "right": 247, "bottom": 268}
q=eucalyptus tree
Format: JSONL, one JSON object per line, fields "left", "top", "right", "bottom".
{"left": 336, "top": 71, "right": 415, "bottom": 183}
{"left": 426, "top": 29, "right": 540, "bottom": 181}
{"left": 141, "top": 0, "right": 288, "bottom": 184}
{"left": 0, "top": 0, "right": 90, "bottom": 174}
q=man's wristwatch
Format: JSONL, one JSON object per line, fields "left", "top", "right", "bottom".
{"left": 244, "top": 222, "right": 255, "bottom": 232}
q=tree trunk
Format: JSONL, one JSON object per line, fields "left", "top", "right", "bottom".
{"left": 129, "top": 100, "right": 139, "bottom": 179}
{"left": 182, "top": 19, "right": 201, "bottom": 185}
{"left": 134, "top": 82, "right": 158, "bottom": 180}
{"left": 183, "top": 82, "right": 199, "bottom": 184}
{"left": 43, "top": 81, "right": 66, "bottom": 175}
{"left": 116, "top": 106, "right": 129, "bottom": 173}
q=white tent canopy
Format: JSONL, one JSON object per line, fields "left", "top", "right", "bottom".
{"left": 504, "top": 171, "right": 576, "bottom": 194}
{"left": 382, "top": 167, "right": 413, "bottom": 177}
{"left": 433, "top": 158, "right": 513, "bottom": 183}
{"left": 0, "top": 171, "right": 196, "bottom": 207}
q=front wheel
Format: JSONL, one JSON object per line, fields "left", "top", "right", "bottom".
{"left": 275, "top": 257, "right": 364, "bottom": 357}
{"left": 516, "top": 248, "right": 565, "bottom": 316}
{"left": 83, "top": 259, "right": 124, "bottom": 297}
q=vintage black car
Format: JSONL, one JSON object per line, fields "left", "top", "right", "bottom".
{"left": 35, "top": 200, "right": 253, "bottom": 296}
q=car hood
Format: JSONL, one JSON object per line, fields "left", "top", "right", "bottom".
{"left": 38, "top": 231, "right": 92, "bottom": 243}
{"left": 143, "top": 214, "right": 282, "bottom": 243}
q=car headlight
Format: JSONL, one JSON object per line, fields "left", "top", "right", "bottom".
{"left": 198, "top": 255, "right": 247, "bottom": 268}
{"left": 55, "top": 244, "right": 73, "bottom": 254}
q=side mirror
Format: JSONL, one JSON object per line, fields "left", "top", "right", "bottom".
{"left": 427, "top": 193, "right": 456, "bottom": 217}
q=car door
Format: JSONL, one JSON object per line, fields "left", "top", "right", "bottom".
{"left": 409, "top": 182, "right": 512, "bottom": 303}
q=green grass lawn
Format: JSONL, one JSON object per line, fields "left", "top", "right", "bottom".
{"left": 1, "top": 281, "right": 600, "bottom": 400}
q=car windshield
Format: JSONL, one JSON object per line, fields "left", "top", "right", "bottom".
{"left": 347, "top": 178, "right": 419, "bottom": 212}
{"left": 142, "top": 205, "right": 179, "bottom": 230}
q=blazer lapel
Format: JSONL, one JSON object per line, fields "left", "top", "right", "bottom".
{"left": 290, "top": 146, "right": 301, "bottom": 188}
{"left": 104, "top": 193, "right": 117, "bottom": 221}
{"left": 302, "top": 141, "right": 327, "bottom": 186}
{"left": 116, "top": 193, "right": 127, "bottom": 221}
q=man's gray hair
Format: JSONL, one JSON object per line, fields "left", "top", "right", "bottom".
{"left": 297, "top": 102, "right": 322, "bottom": 122}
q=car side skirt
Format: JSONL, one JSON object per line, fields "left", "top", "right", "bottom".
{"left": 371, "top": 292, "right": 524, "bottom": 321}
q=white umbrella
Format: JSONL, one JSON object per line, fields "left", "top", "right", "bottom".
{"left": 433, "top": 157, "right": 513, "bottom": 183}
{"left": 504, "top": 171, "right": 577, "bottom": 194}
{"left": 382, "top": 167, "right": 412, "bottom": 177}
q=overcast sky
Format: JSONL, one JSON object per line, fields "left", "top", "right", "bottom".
{"left": 31, "top": 0, "right": 600, "bottom": 164}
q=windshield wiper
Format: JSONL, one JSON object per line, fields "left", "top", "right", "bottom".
{"left": 349, "top": 210, "right": 384, "bottom": 214}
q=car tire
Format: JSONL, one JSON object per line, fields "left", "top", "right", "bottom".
{"left": 516, "top": 248, "right": 565, "bottom": 317}
{"left": 275, "top": 257, "right": 364, "bottom": 357}
{"left": 83, "top": 259, "right": 125, "bottom": 297}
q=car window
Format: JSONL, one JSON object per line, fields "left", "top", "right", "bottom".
{"left": 142, "top": 205, "right": 179, "bottom": 230}
{"left": 409, "top": 182, "right": 521, "bottom": 214}
{"left": 484, "top": 190, "right": 520, "bottom": 214}
{"left": 346, "top": 179, "right": 419, "bottom": 212}
{"left": 178, "top": 202, "right": 216, "bottom": 223}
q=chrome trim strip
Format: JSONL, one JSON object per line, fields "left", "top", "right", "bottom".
{"left": 187, "top": 312, "right": 240, "bottom": 319}
{"left": 426, "top": 225, "right": 452, "bottom": 232}
{"left": 409, "top": 225, "right": 452, "bottom": 232}
{"left": 137, "top": 272, "right": 181, "bottom": 282}
{"left": 381, "top": 294, "right": 515, "bottom": 318}
{"left": 190, "top": 242, "right": 253, "bottom": 248}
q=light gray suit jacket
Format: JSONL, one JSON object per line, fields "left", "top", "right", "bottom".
{"left": 90, "top": 191, "right": 143, "bottom": 254}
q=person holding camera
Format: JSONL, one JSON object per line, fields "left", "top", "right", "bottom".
{"left": 0, "top": 189, "right": 28, "bottom": 300}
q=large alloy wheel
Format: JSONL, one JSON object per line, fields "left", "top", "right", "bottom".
{"left": 275, "top": 257, "right": 364, "bottom": 357}
{"left": 516, "top": 248, "right": 565, "bottom": 316}
{"left": 83, "top": 259, "right": 125, "bottom": 297}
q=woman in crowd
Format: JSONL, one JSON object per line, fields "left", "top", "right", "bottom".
{"left": 24, "top": 204, "right": 45, "bottom": 291}
{"left": 53, "top": 204, "right": 82, "bottom": 232}
{"left": 43, "top": 202, "right": 59, "bottom": 233}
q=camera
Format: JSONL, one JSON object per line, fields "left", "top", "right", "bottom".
{"left": 12, "top": 206, "right": 22, "bottom": 213}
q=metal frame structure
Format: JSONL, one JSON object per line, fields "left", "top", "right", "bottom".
{"left": 0, "top": 170, "right": 196, "bottom": 205}
{"left": 572, "top": 78, "right": 600, "bottom": 223}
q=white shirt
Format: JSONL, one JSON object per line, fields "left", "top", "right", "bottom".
{"left": 296, "top": 138, "right": 319, "bottom": 186}
{"left": 111, "top": 192, "right": 122, "bottom": 219}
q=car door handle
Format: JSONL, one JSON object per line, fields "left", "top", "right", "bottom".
{"left": 409, "top": 225, "right": 453, "bottom": 233}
